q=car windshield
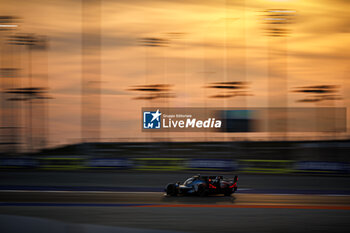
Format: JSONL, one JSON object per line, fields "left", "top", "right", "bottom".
{"left": 183, "top": 177, "right": 194, "bottom": 185}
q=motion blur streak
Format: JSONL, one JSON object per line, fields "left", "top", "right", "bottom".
{"left": 1, "top": 202, "right": 350, "bottom": 210}
{"left": 140, "top": 204, "right": 350, "bottom": 210}
{"left": 1, "top": 190, "right": 350, "bottom": 208}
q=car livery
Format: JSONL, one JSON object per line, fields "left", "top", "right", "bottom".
{"left": 165, "top": 174, "right": 238, "bottom": 196}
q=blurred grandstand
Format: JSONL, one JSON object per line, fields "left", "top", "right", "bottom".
{"left": 33, "top": 140, "right": 349, "bottom": 161}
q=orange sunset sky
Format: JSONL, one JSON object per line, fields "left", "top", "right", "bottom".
{"left": 0, "top": 0, "right": 349, "bottom": 148}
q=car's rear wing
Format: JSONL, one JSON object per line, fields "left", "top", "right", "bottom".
{"left": 223, "top": 175, "right": 238, "bottom": 183}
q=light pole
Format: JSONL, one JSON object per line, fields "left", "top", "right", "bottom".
{"left": 138, "top": 34, "right": 173, "bottom": 142}
{"left": 263, "top": 9, "right": 295, "bottom": 139}
{"left": 0, "top": 15, "right": 19, "bottom": 154}
{"left": 129, "top": 84, "right": 175, "bottom": 142}
{"left": 81, "top": 0, "right": 102, "bottom": 144}
{"left": 293, "top": 85, "right": 342, "bottom": 140}
{"left": 7, "top": 33, "right": 49, "bottom": 152}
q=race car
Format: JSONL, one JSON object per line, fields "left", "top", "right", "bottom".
{"left": 165, "top": 174, "right": 238, "bottom": 196}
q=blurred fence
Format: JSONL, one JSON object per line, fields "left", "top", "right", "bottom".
{"left": 1, "top": 157, "right": 349, "bottom": 174}
{"left": 238, "top": 160, "right": 294, "bottom": 173}
{"left": 133, "top": 158, "right": 185, "bottom": 171}
{"left": 38, "top": 157, "right": 85, "bottom": 170}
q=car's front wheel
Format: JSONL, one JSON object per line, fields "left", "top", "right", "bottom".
{"left": 166, "top": 184, "right": 177, "bottom": 196}
{"left": 197, "top": 185, "right": 208, "bottom": 197}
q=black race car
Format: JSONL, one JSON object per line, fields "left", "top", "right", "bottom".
{"left": 165, "top": 175, "right": 238, "bottom": 196}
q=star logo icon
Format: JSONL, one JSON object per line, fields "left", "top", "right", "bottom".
{"left": 151, "top": 109, "right": 161, "bottom": 122}
{"left": 143, "top": 109, "right": 162, "bottom": 129}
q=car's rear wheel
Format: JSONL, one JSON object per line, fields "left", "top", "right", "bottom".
{"left": 166, "top": 184, "right": 177, "bottom": 196}
{"left": 224, "top": 188, "right": 232, "bottom": 196}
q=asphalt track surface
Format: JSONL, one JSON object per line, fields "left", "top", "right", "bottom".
{"left": 1, "top": 171, "right": 350, "bottom": 194}
{"left": 1, "top": 171, "right": 350, "bottom": 233}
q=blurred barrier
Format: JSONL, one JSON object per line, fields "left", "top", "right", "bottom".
{"left": 132, "top": 158, "right": 186, "bottom": 171}
{"left": 86, "top": 158, "right": 133, "bottom": 169}
{"left": 238, "top": 159, "right": 295, "bottom": 173}
{"left": 0, "top": 157, "right": 38, "bottom": 168}
{"left": 1, "top": 157, "right": 350, "bottom": 174}
{"left": 38, "top": 157, "right": 85, "bottom": 170}
{"left": 294, "top": 161, "right": 350, "bottom": 174}
{"left": 187, "top": 159, "right": 238, "bottom": 171}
